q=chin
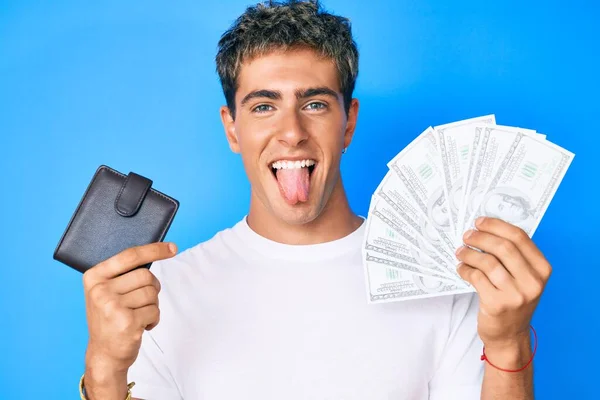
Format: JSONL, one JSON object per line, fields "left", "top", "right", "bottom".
{"left": 262, "top": 189, "right": 321, "bottom": 226}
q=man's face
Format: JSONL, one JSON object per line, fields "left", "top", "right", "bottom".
{"left": 220, "top": 48, "right": 358, "bottom": 225}
{"left": 430, "top": 192, "right": 450, "bottom": 228}
{"left": 485, "top": 193, "right": 528, "bottom": 222}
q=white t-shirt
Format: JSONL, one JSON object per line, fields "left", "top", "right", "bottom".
{"left": 128, "top": 217, "right": 484, "bottom": 399}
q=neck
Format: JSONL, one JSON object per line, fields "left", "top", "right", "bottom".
{"left": 246, "top": 177, "right": 363, "bottom": 245}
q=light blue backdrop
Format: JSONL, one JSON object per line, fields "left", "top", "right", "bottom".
{"left": 1, "top": 0, "right": 598, "bottom": 398}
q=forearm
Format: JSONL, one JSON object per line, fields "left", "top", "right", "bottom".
{"left": 481, "top": 335, "right": 534, "bottom": 400}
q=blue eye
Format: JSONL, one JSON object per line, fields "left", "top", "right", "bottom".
{"left": 253, "top": 104, "right": 273, "bottom": 113}
{"left": 305, "top": 102, "right": 326, "bottom": 110}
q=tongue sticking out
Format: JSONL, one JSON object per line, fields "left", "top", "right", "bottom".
{"left": 275, "top": 167, "right": 310, "bottom": 205}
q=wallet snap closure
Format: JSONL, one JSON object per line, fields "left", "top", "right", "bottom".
{"left": 115, "top": 172, "right": 153, "bottom": 217}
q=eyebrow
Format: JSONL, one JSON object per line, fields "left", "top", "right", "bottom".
{"left": 240, "top": 89, "right": 281, "bottom": 107}
{"left": 295, "top": 87, "right": 339, "bottom": 100}
{"left": 240, "top": 86, "right": 339, "bottom": 107}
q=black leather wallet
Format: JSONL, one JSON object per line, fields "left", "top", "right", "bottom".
{"left": 53, "top": 165, "right": 179, "bottom": 274}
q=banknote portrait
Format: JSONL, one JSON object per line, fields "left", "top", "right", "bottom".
{"left": 448, "top": 178, "right": 463, "bottom": 217}
{"left": 408, "top": 245, "right": 448, "bottom": 279}
{"left": 411, "top": 274, "right": 446, "bottom": 293}
{"left": 416, "top": 213, "right": 458, "bottom": 273}
{"left": 427, "top": 187, "right": 451, "bottom": 230}
{"left": 419, "top": 214, "right": 443, "bottom": 250}
{"left": 466, "top": 184, "right": 486, "bottom": 220}
{"left": 480, "top": 187, "right": 535, "bottom": 233}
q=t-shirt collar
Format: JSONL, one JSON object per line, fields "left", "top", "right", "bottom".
{"left": 231, "top": 215, "right": 366, "bottom": 262}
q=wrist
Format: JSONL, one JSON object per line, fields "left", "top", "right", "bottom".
{"left": 484, "top": 336, "right": 532, "bottom": 369}
{"left": 482, "top": 327, "right": 536, "bottom": 372}
{"left": 85, "top": 344, "right": 130, "bottom": 374}
{"left": 83, "top": 371, "right": 129, "bottom": 400}
{"left": 84, "top": 352, "right": 130, "bottom": 399}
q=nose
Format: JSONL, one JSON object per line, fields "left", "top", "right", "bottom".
{"left": 276, "top": 109, "right": 308, "bottom": 148}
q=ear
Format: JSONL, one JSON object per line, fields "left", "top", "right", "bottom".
{"left": 343, "top": 98, "right": 360, "bottom": 150}
{"left": 220, "top": 105, "right": 240, "bottom": 153}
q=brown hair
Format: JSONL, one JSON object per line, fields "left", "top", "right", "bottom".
{"left": 215, "top": 0, "right": 359, "bottom": 119}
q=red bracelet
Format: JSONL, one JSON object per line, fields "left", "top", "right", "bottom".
{"left": 480, "top": 325, "right": 537, "bottom": 373}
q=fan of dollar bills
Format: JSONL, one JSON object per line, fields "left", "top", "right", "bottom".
{"left": 362, "top": 115, "right": 575, "bottom": 303}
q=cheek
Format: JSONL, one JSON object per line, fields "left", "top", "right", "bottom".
{"left": 234, "top": 121, "right": 274, "bottom": 179}
{"left": 235, "top": 119, "right": 272, "bottom": 153}
{"left": 308, "top": 118, "right": 344, "bottom": 148}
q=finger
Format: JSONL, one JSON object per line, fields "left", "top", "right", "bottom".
{"left": 92, "top": 242, "right": 177, "bottom": 281}
{"left": 462, "top": 228, "right": 533, "bottom": 282}
{"left": 475, "top": 217, "right": 551, "bottom": 279}
{"left": 109, "top": 268, "right": 161, "bottom": 295}
{"left": 121, "top": 286, "right": 159, "bottom": 309}
{"left": 455, "top": 246, "right": 514, "bottom": 290}
{"left": 133, "top": 304, "right": 160, "bottom": 331}
{"left": 456, "top": 263, "right": 500, "bottom": 299}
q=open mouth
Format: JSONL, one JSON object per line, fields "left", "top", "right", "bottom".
{"left": 270, "top": 159, "right": 317, "bottom": 205}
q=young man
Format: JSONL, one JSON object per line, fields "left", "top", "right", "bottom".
{"left": 80, "top": 1, "right": 551, "bottom": 399}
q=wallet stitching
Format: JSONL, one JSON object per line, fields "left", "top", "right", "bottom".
{"left": 106, "top": 167, "right": 178, "bottom": 208}
{"left": 53, "top": 165, "right": 106, "bottom": 266}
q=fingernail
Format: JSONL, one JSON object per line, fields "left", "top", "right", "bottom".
{"left": 464, "top": 230, "right": 474, "bottom": 240}
{"left": 476, "top": 216, "right": 485, "bottom": 226}
{"left": 168, "top": 243, "right": 177, "bottom": 254}
{"left": 455, "top": 246, "right": 465, "bottom": 256}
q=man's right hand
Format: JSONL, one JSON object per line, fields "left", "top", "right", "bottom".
{"left": 81, "top": 242, "right": 178, "bottom": 399}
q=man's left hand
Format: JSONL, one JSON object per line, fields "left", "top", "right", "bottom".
{"left": 455, "top": 216, "right": 551, "bottom": 350}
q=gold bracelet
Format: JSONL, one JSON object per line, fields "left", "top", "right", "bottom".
{"left": 79, "top": 373, "right": 135, "bottom": 400}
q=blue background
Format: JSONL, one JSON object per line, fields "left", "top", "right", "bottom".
{"left": 1, "top": 0, "right": 598, "bottom": 398}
